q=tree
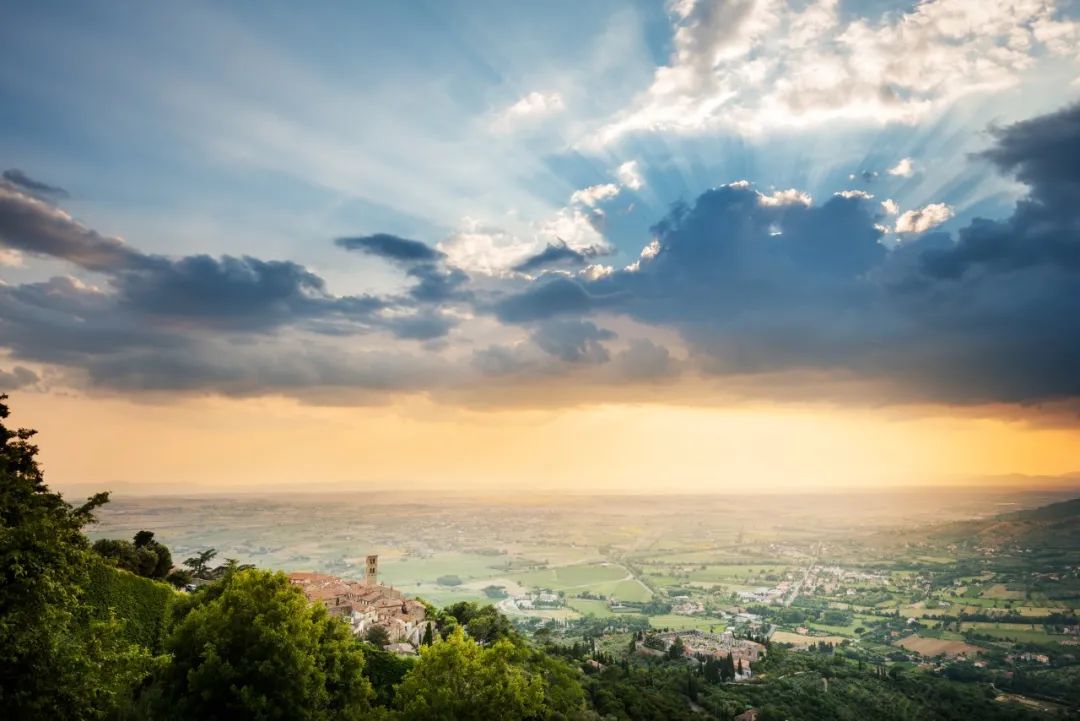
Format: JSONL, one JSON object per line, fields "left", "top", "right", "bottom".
{"left": 395, "top": 627, "right": 545, "bottom": 721}
{"left": 365, "top": 624, "right": 392, "bottom": 648}
{"left": 165, "top": 568, "right": 193, "bottom": 588}
{"left": 133, "top": 529, "right": 155, "bottom": 548}
{"left": 442, "top": 601, "right": 515, "bottom": 644}
{"left": 668, "top": 636, "right": 686, "bottom": 659}
{"left": 152, "top": 568, "right": 373, "bottom": 721}
{"left": 183, "top": 548, "right": 217, "bottom": 577}
{"left": 362, "top": 646, "right": 415, "bottom": 707}
{"left": 720, "top": 653, "right": 736, "bottom": 681}
{"left": 421, "top": 622, "right": 434, "bottom": 646}
{"left": 93, "top": 530, "right": 173, "bottom": 580}
{"left": 0, "top": 394, "right": 149, "bottom": 720}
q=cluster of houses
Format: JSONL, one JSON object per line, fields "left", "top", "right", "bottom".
{"left": 736, "top": 584, "right": 789, "bottom": 604}
{"left": 670, "top": 596, "right": 705, "bottom": 615}
{"left": 511, "top": 591, "right": 562, "bottom": 610}
{"left": 288, "top": 555, "right": 429, "bottom": 654}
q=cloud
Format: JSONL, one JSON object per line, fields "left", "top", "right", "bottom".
{"left": 491, "top": 91, "right": 566, "bottom": 132}
{"left": 512, "top": 241, "right": 599, "bottom": 274}
{"left": 894, "top": 203, "right": 954, "bottom": 234}
{"left": 0, "top": 365, "right": 39, "bottom": 390}
{"left": 0, "top": 184, "right": 471, "bottom": 398}
{"left": 438, "top": 205, "right": 610, "bottom": 277}
{"left": 493, "top": 276, "right": 618, "bottom": 323}
{"left": 530, "top": 319, "right": 615, "bottom": 364}
{"left": 335, "top": 233, "right": 443, "bottom": 263}
{"left": 472, "top": 344, "right": 531, "bottom": 377}
{"left": 570, "top": 183, "right": 620, "bottom": 207}
{"left": 115, "top": 254, "right": 387, "bottom": 331}
{"left": 437, "top": 220, "right": 527, "bottom": 277}
{"left": 615, "top": 161, "right": 644, "bottom": 190}
{"left": 336, "top": 233, "right": 469, "bottom": 304}
{"left": 596, "top": 0, "right": 1080, "bottom": 142}
{"left": 881, "top": 199, "right": 899, "bottom": 215}
{"left": 887, "top": 157, "right": 915, "bottom": 177}
{"left": 2, "top": 169, "right": 68, "bottom": 198}
{"left": 4, "top": 102, "right": 1080, "bottom": 409}
{"left": 0, "top": 187, "right": 389, "bottom": 333}
{"left": 613, "top": 339, "right": 672, "bottom": 380}
{"left": 0, "top": 183, "right": 150, "bottom": 272}
{"left": 496, "top": 104, "right": 1080, "bottom": 404}
{"left": 758, "top": 188, "right": 812, "bottom": 207}
{"left": 919, "top": 102, "right": 1080, "bottom": 279}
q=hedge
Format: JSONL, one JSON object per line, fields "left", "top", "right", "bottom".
{"left": 84, "top": 561, "right": 176, "bottom": 653}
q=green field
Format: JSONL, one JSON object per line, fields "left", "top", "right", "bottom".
{"left": 806, "top": 615, "right": 877, "bottom": 637}
{"left": 567, "top": 598, "right": 617, "bottom": 618}
{"left": 377, "top": 552, "right": 511, "bottom": 586}
{"left": 506, "top": 563, "right": 651, "bottom": 601}
{"left": 648, "top": 614, "right": 727, "bottom": 632}
{"left": 962, "top": 623, "right": 1066, "bottom": 644}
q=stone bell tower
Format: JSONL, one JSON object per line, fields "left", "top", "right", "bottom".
{"left": 365, "top": 554, "right": 379, "bottom": 586}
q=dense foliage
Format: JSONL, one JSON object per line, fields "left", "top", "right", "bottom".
{"left": 149, "top": 568, "right": 374, "bottom": 721}
{"left": 84, "top": 563, "right": 175, "bottom": 653}
{"left": 92, "top": 530, "right": 173, "bottom": 581}
{"left": 0, "top": 395, "right": 148, "bottom": 721}
{"left": 1, "top": 395, "right": 1076, "bottom": 720}
{"left": 395, "top": 628, "right": 546, "bottom": 720}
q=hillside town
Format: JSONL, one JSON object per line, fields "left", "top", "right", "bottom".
{"left": 288, "top": 555, "right": 429, "bottom": 653}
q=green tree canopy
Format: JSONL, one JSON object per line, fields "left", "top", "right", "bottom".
{"left": 395, "top": 627, "right": 545, "bottom": 721}
{"left": 152, "top": 568, "right": 373, "bottom": 721}
{"left": 182, "top": 548, "right": 217, "bottom": 578}
{"left": 92, "top": 530, "right": 173, "bottom": 580}
{"left": 0, "top": 394, "right": 148, "bottom": 720}
{"left": 365, "top": 624, "right": 392, "bottom": 648}
{"left": 441, "top": 601, "right": 516, "bottom": 645}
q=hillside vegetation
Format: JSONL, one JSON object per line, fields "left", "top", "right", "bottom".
{"left": 84, "top": 563, "right": 175, "bottom": 654}
{"left": 0, "top": 395, "right": 1072, "bottom": 720}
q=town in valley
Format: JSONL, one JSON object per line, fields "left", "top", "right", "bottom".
{"left": 89, "top": 487, "right": 1080, "bottom": 713}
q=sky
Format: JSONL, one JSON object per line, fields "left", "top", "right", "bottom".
{"left": 2, "top": 0, "right": 1080, "bottom": 495}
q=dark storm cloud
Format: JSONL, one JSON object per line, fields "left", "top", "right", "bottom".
{"left": 530, "top": 319, "right": 615, "bottom": 364}
{"left": 920, "top": 103, "right": 1080, "bottom": 278}
{"left": 512, "top": 241, "right": 599, "bottom": 273}
{"left": 491, "top": 104, "right": 1080, "bottom": 404}
{"left": 112, "top": 254, "right": 386, "bottom": 331}
{"left": 0, "top": 183, "right": 431, "bottom": 336}
{"left": 493, "top": 276, "right": 621, "bottom": 323}
{"left": 2, "top": 169, "right": 68, "bottom": 198}
{"left": 0, "top": 182, "right": 464, "bottom": 397}
{"left": 335, "top": 233, "right": 444, "bottom": 263}
{"left": 4, "top": 103, "right": 1080, "bottom": 407}
{"left": 0, "top": 274, "right": 452, "bottom": 396}
{"left": 405, "top": 263, "right": 471, "bottom": 304}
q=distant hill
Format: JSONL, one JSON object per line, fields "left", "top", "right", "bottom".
{"left": 967, "top": 496, "right": 1080, "bottom": 548}
{"left": 917, "top": 496, "right": 1080, "bottom": 549}
{"left": 1002, "top": 496, "right": 1080, "bottom": 522}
